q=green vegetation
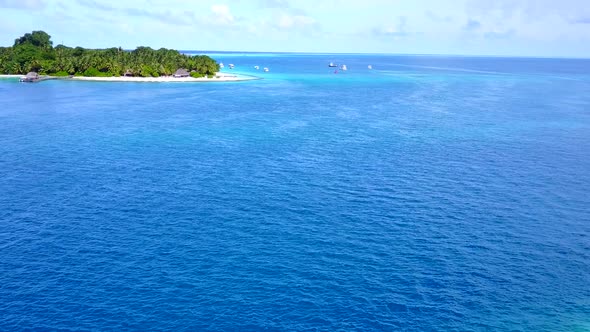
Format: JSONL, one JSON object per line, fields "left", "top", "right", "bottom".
{"left": 190, "top": 72, "right": 205, "bottom": 78}
{"left": 0, "top": 31, "right": 219, "bottom": 77}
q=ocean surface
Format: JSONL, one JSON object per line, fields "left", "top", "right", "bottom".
{"left": 1, "top": 54, "right": 589, "bottom": 331}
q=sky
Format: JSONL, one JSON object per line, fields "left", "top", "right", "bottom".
{"left": 1, "top": 0, "right": 590, "bottom": 57}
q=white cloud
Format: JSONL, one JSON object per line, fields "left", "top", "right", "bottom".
{"left": 464, "top": 0, "right": 590, "bottom": 41}
{"left": 259, "top": 0, "right": 290, "bottom": 9}
{"left": 210, "top": 4, "right": 235, "bottom": 25}
{"left": 373, "top": 17, "right": 409, "bottom": 38}
{"left": 0, "top": 0, "right": 46, "bottom": 10}
{"left": 276, "top": 14, "right": 316, "bottom": 29}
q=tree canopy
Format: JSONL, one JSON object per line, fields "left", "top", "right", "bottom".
{"left": 14, "top": 31, "right": 53, "bottom": 49}
{"left": 0, "top": 31, "right": 219, "bottom": 77}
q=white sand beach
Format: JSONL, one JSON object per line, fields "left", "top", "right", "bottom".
{"left": 0, "top": 73, "right": 258, "bottom": 82}
{"left": 70, "top": 72, "right": 257, "bottom": 82}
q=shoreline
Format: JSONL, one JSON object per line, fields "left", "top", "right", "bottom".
{"left": 0, "top": 72, "right": 259, "bottom": 83}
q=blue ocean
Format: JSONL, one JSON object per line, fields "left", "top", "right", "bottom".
{"left": 0, "top": 54, "right": 589, "bottom": 331}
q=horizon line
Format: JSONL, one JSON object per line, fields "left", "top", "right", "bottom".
{"left": 177, "top": 50, "right": 590, "bottom": 60}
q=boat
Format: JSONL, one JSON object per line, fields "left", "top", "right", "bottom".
{"left": 219, "top": 62, "right": 225, "bottom": 69}
{"left": 229, "top": 64, "right": 235, "bottom": 69}
{"left": 368, "top": 65, "right": 373, "bottom": 70}
{"left": 263, "top": 67, "right": 269, "bottom": 72}
{"left": 329, "top": 62, "right": 337, "bottom": 67}
{"left": 254, "top": 66, "right": 260, "bottom": 70}
{"left": 341, "top": 65, "right": 348, "bottom": 71}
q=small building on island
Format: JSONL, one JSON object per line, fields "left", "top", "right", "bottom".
{"left": 20, "top": 72, "right": 40, "bottom": 83}
{"left": 123, "top": 70, "right": 133, "bottom": 77}
{"left": 173, "top": 68, "right": 190, "bottom": 78}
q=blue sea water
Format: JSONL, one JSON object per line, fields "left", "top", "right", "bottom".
{"left": 1, "top": 54, "right": 589, "bottom": 331}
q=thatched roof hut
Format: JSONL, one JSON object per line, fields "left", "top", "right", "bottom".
{"left": 173, "top": 68, "right": 190, "bottom": 78}
{"left": 20, "top": 71, "right": 40, "bottom": 82}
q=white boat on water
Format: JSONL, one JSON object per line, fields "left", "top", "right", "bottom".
{"left": 329, "top": 62, "right": 337, "bottom": 67}
{"left": 341, "top": 65, "right": 348, "bottom": 71}
{"left": 368, "top": 65, "right": 373, "bottom": 70}
{"left": 263, "top": 67, "right": 269, "bottom": 72}
{"left": 254, "top": 66, "right": 260, "bottom": 70}
{"left": 219, "top": 62, "right": 225, "bottom": 69}
{"left": 229, "top": 64, "right": 235, "bottom": 69}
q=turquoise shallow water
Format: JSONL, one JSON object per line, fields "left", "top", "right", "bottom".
{"left": 1, "top": 54, "right": 589, "bottom": 331}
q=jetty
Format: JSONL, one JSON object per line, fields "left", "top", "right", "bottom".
{"left": 20, "top": 72, "right": 58, "bottom": 83}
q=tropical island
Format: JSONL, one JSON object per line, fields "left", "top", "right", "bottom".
{"left": 0, "top": 31, "right": 251, "bottom": 82}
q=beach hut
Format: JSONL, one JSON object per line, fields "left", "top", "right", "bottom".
{"left": 26, "top": 72, "right": 39, "bottom": 79}
{"left": 20, "top": 72, "right": 39, "bottom": 82}
{"left": 173, "top": 68, "right": 190, "bottom": 78}
{"left": 123, "top": 70, "right": 133, "bottom": 77}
